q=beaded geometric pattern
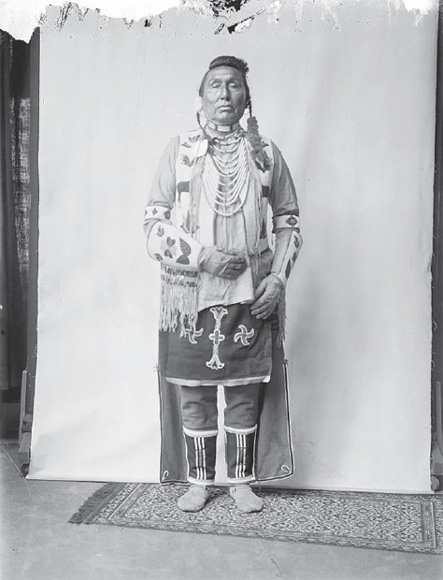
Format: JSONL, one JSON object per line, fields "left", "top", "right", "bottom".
{"left": 70, "top": 483, "right": 443, "bottom": 554}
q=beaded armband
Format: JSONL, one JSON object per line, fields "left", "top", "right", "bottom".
{"left": 272, "top": 213, "right": 300, "bottom": 233}
{"left": 144, "top": 204, "right": 173, "bottom": 225}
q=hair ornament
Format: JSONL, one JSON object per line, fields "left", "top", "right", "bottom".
{"left": 247, "top": 115, "right": 272, "bottom": 172}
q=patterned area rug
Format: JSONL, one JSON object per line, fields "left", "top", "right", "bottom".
{"left": 70, "top": 483, "right": 443, "bottom": 554}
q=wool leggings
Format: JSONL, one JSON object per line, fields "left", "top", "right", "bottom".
{"left": 179, "top": 383, "right": 261, "bottom": 485}
{"left": 180, "top": 383, "right": 260, "bottom": 431}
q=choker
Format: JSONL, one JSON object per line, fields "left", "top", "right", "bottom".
{"left": 206, "top": 120, "right": 240, "bottom": 134}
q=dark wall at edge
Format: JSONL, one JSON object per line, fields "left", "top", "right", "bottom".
{"left": 25, "top": 28, "right": 39, "bottom": 418}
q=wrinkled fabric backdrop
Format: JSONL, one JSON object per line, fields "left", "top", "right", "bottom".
{"left": 28, "top": 1, "right": 436, "bottom": 491}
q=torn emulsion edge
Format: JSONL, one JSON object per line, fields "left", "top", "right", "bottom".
{"left": 0, "top": 0, "right": 438, "bottom": 42}
{"left": 0, "top": 0, "right": 181, "bottom": 42}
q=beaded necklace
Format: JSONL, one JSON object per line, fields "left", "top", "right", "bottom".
{"left": 202, "top": 128, "right": 250, "bottom": 218}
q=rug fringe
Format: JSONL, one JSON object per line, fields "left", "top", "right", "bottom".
{"left": 69, "top": 482, "right": 118, "bottom": 525}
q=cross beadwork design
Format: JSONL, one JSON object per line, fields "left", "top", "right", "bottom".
{"left": 206, "top": 307, "right": 228, "bottom": 370}
{"left": 233, "top": 324, "right": 255, "bottom": 346}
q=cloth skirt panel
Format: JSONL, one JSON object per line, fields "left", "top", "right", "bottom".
{"left": 161, "top": 304, "right": 272, "bottom": 386}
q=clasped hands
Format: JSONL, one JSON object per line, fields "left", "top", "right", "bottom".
{"left": 198, "top": 246, "right": 248, "bottom": 280}
{"left": 198, "top": 246, "right": 284, "bottom": 319}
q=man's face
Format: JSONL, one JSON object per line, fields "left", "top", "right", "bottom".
{"left": 201, "top": 66, "right": 247, "bottom": 126}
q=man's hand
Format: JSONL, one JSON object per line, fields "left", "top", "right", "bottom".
{"left": 250, "top": 273, "right": 284, "bottom": 319}
{"left": 198, "top": 247, "right": 247, "bottom": 280}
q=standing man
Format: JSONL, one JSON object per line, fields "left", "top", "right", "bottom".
{"left": 144, "top": 56, "right": 302, "bottom": 513}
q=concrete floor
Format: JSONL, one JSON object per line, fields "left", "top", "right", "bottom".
{"left": 1, "top": 441, "right": 442, "bottom": 580}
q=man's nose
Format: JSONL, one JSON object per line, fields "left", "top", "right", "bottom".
{"left": 220, "top": 84, "right": 231, "bottom": 100}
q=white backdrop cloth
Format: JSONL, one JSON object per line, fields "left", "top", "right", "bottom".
{"left": 28, "top": 2, "right": 436, "bottom": 492}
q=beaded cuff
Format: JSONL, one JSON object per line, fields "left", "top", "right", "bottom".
{"left": 147, "top": 221, "right": 202, "bottom": 271}
{"left": 271, "top": 229, "right": 303, "bottom": 286}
